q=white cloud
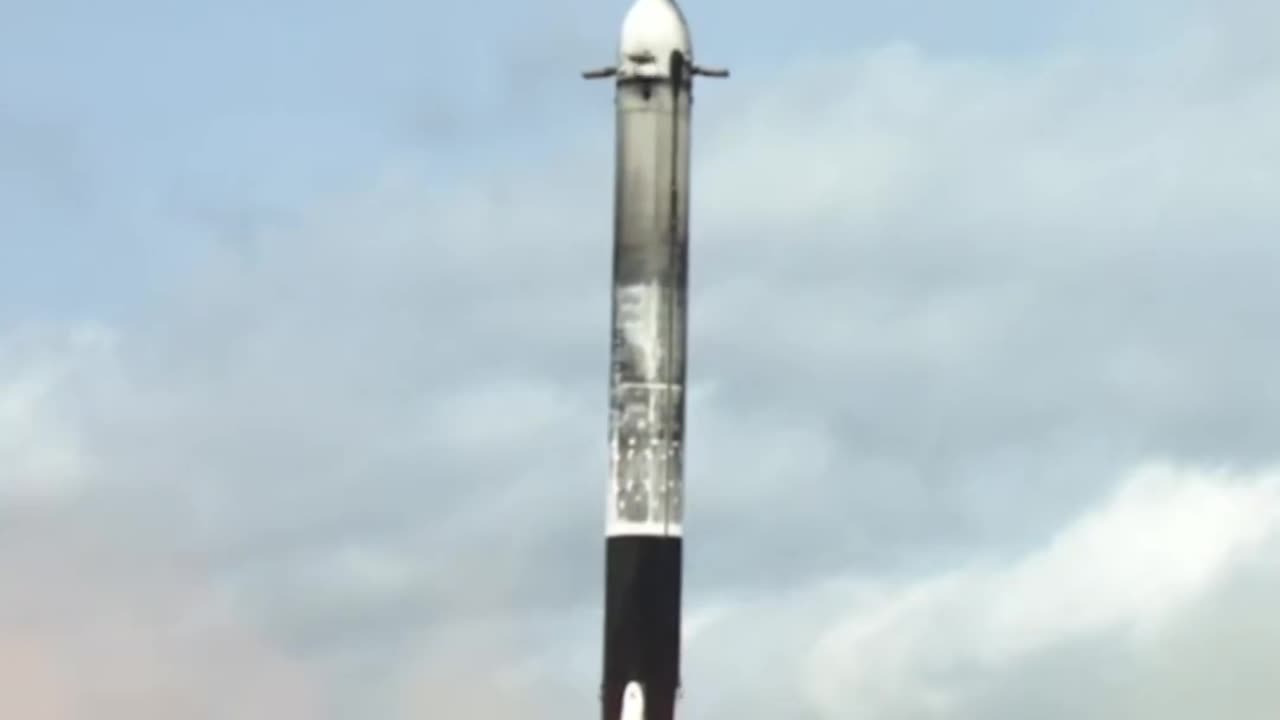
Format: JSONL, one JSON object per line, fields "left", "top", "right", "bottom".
{"left": 0, "top": 325, "right": 118, "bottom": 502}
{"left": 679, "top": 462, "right": 1280, "bottom": 719}
{"left": 983, "top": 463, "right": 1280, "bottom": 650}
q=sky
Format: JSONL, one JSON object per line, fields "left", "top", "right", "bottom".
{"left": 2, "top": 0, "right": 1279, "bottom": 717}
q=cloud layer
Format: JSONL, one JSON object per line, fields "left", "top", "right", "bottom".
{"left": 3, "top": 1, "right": 1280, "bottom": 717}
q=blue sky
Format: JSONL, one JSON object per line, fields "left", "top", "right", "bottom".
{"left": 0, "top": 0, "right": 1190, "bottom": 315}
{"left": 3, "top": 0, "right": 1280, "bottom": 718}
{"left": 0, "top": 0, "right": 1154, "bottom": 314}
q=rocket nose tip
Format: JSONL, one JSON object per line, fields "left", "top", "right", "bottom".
{"left": 619, "top": 0, "right": 692, "bottom": 74}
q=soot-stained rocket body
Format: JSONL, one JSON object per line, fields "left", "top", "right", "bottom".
{"left": 583, "top": 2, "right": 726, "bottom": 719}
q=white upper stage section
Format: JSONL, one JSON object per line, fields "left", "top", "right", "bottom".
{"left": 618, "top": 0, "right": 693, "bottom": 79}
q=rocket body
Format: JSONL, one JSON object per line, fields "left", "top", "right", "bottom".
{"left": 585, "top": 2, "right": 724, "bottom": 719}
{"left": 602, "top": 26, "right": 690, "bottom": 720}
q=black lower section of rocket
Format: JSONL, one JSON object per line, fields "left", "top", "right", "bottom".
{"left": 602, "top": 536, "right": 683, "bottom": 720}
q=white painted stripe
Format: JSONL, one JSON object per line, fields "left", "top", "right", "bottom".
{"left": 606, "top": 519, "right": 684, "bottom": 537}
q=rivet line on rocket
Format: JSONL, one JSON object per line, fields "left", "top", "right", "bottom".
{"left": 662, "top": 51, "right": 684, "bottom": 538}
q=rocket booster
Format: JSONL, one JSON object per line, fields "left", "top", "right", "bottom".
{"left": 583, "top": 2, "right": 726, "bottom": 719}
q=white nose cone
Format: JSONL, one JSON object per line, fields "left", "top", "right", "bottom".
{"left": 619, "top": 0, "right": 692, "bottom": 78}
{"left": 620, "top": 681, "right": 646, "bottom": 720}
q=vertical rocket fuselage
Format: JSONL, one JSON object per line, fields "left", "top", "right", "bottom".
{"left": 602, "top": 48, "right": 691, "bottom": 720}
{"left": 585, "top": 2, "right": 723, "bottom": 719}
